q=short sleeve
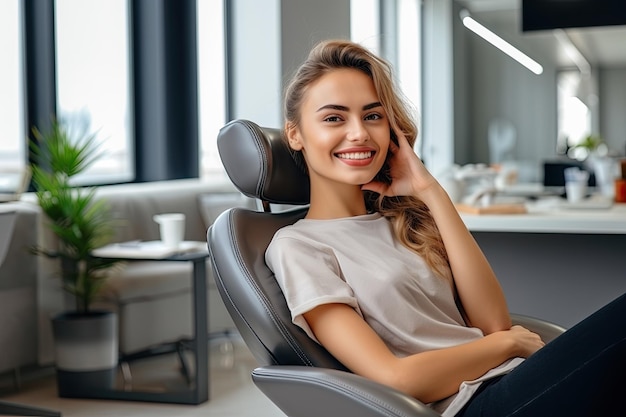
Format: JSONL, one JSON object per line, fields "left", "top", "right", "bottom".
{"left": 265, "top": 233, "right": 360, "bottom": 342}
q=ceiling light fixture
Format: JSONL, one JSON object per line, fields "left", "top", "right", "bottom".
{"left": 460, "top": 9, "right": 544, "bottom": 75}
{"left": 552, "top": 29, "right": 591, "bottom": 76}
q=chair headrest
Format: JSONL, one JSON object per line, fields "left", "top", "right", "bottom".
{"left": 217, "top": 119, "right": 310, "bottom": 205}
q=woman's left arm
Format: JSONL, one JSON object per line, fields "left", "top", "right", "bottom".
{"left": 362, "top": 133, "right": 511, "bottom": 334}
{"left": 419, "top": 183, "right": 511, "bottom": 334}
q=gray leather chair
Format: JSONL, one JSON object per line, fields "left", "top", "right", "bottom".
{"left": 207, "top": 119, "right": 567, "bottom": 417}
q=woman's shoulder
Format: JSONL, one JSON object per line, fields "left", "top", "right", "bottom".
{"left": 265, "top": 220, "right": 341, "bottom": 274}
{"left": 268, "top": 221, "right": 328, "bottom": 251}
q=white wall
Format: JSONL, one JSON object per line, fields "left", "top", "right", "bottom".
{"left": 599, "top": 67, "right": 626, "bottom": 155}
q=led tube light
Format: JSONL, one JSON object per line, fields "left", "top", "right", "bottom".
{"left": 460, "top": 10, "right": 544, "bottom": 75}
{"left": 553, "top": 28, "right": 591, "bottom": 76}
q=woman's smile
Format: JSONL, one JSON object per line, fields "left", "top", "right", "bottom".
{"left": 334, "top": 148, "right": 377, "bottom": 166}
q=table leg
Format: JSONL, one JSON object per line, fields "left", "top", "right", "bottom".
{"left": 191, "top": 258, "right": 209, "bottom": 403}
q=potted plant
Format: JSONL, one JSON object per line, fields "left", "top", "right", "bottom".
{"left": 30, "top": 120, "right": 120, "bottom": 397}
{"left": 574, "top": 134, "right": 605, "bottom": 157}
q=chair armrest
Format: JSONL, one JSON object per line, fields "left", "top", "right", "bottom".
{"left": 252, "top": 317, "right": 566, "bottom": 417}
{"left": 252, "top": 365, "right": 441, "bottom": 417}
{"left": 511, "top": 313, "right": 566, "bottom": 343}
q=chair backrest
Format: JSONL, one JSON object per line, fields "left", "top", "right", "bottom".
{"left": 207, "top": 119, "right": 348, "bottom": 371}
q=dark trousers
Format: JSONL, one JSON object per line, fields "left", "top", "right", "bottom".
{"left": 458, "top": 292, "right": 626, "bottom": 417}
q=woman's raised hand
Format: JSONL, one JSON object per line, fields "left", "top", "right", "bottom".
{"left": 362, "top": 131, "right": 438, "bottom": 198}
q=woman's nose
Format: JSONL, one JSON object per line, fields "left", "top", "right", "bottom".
{"left": 346, "top": 120, "right": 369, "bottom": 142}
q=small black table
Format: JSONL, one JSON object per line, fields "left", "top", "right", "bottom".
{"left": 89, "top": 243, "right": 210, "bottom": 404}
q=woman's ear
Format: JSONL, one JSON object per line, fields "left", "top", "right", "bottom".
{"left": 285, "top": 123, "right": 304, "bottom": 151}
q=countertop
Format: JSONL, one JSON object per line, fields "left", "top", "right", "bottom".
{"left": 459, "top": 196, "right": 626, "bottom": 234}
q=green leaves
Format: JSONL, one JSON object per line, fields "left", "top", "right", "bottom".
{"left": 30, "top": 120, "right": 117, "bottom": 313}
{"left": 30, "top": 121, "right": 101, "bottom": 179}
{"left": 575, "top": 134, "right": 603, "bottom": 151}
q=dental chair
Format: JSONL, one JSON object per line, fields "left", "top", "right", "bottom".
{"left": 207, "top": 119, "right": 566, "bottom": 417}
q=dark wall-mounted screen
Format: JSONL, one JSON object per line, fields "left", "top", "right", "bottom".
{"left": 522, "top": 0, "right": 626, "bottom": 32}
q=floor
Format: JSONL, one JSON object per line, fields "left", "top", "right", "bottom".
{"left": 0, "top": 336, "right": 285, "bottom": 417}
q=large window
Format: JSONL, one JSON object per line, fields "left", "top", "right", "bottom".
{"left": 396, "top": 0, "right": 422, "bottom": 121}
{"left": 350, "top": 0, "right": 381, "bottom": 54}
{"left": 557, "top": 70, "right": 593, "bottom": 159}
{"left": 0, "top": 0, "right": 25, "bottom": 173}
{"left": 197, "top": 0, "right": 228, "bottom": 182}
{"left": 55, "top": 0, "right": 133, "bottom": 184}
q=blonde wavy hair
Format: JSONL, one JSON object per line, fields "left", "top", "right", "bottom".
{"left": 284, "top": 39, "right": 450, "bottom": 280}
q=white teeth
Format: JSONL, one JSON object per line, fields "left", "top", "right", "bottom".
{"left": 336, "top": 151, "right": 372, "bottom": 160}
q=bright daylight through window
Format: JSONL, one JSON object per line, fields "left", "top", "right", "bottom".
{"left": 557, "top": 70, "right": 593, "bottom": 159}
{"left": 55, "top": 0, "right": 133, "bottom": 184}
{"left": 197, "top": 0, "right": 228, "bottom": 182}
{"left": 0, "top": 0, "right": 25, "bottom": 173}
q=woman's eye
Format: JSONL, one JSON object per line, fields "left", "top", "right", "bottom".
{"left": 323, "top": 115, "right": 342, "bottom": 122}
{"left": 365, "top": 113, "right": 382, "bottom": 121}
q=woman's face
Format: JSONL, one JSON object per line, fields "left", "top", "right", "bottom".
{"left": 287, "top": 68, "right": 390, "bottom": 193}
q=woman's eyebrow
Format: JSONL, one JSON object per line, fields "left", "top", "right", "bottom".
{"left": 363, "top": 101, "right": 382, "bottom": 110}
{"left": 316, "top": 102, "right": 382, "bottom": 112}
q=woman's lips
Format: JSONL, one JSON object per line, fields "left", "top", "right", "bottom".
{"left": 335, "top": 150, "right": 376, "bottom": 166}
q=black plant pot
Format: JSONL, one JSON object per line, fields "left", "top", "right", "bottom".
{"left": 51, "top": 310, "right": 118, "bottom": 398}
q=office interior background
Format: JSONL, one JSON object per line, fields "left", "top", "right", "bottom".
{"left": 1, "top": 0, "right": 626, "bottom": 415}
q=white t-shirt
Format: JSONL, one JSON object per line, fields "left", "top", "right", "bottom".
{"left": 265, "top": 212, "right": 522, "bottom": 416}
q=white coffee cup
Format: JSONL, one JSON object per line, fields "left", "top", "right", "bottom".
{"left": 564, "top": 167, "right": 589, "bottom": 203}
{"left": 153, "top": 213, "right": 186, "bottom": 249}
{"left": 565, "top": 181, "right": 587, "bottom": 203}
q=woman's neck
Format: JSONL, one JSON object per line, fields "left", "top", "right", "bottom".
{"left": 306, "top": 183, "right": 368, "bottom": 220}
